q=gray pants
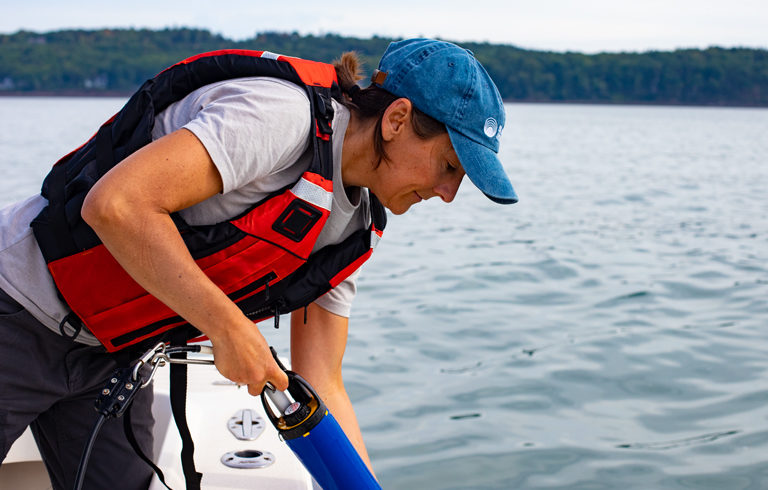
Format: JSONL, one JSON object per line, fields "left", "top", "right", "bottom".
{"left": 0, "top": 288, "right": 154, "bottom": 490}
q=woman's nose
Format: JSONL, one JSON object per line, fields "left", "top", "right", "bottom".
{"left": 434, "top": 173, "right": 464, "bottom": 203}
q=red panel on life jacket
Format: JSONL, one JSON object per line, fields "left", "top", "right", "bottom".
{"left": 280, "top": 56, "right": 339, "bottom": 87}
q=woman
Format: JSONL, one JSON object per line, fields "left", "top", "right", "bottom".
{"left": 0, "top": 38, "right": 517, "bottom": 488}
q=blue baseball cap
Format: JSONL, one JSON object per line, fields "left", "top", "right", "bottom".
{"left": 372, "top": 39, "right": 518, "bottom": 204}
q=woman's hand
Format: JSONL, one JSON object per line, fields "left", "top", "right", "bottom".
{"left": 209, "top": 318, "right": 289, "bottom": 395}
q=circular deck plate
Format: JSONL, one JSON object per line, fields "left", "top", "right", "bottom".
{"left": 220, "top": 449, "right": 276, "bottom": 469}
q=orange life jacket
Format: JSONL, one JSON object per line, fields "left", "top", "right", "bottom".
{"left": 31, "top": 50, "right": 385, "bottom": 353}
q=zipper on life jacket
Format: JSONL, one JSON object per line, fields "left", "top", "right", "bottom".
{"left": 271, "top": 298, "right": 287, "bottom": 329}
{"left": 274, "top": 302, "right": 281, "bottom": 329}
{"left": 228, "top": 272, "right": 278, "bottom": 303}
{"left": 244, "top": 297, "right": 287, "bottom": 328}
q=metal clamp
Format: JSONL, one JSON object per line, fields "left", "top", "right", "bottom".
{"left": 131, "top": 343, "right": 216, "bottom": 389}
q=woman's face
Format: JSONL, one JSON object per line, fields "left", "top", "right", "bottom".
{"left": 369, "top": 102, "right": 466, "bottom": 215}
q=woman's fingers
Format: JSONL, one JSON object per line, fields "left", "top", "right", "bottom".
{"left": 270, "top": 366, "right": 290, "bottom": 391}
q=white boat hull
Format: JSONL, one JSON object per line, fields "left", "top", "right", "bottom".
{"left": 2, "top": 361, "right": 316, "bottom": 490}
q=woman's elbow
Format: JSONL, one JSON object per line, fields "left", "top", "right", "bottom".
{"left": 81, "top": 184, "right": 129, "bottom": 233}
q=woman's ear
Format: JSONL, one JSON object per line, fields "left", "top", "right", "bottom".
{"left": 381, "top": 98, "right": 412, "bottom": 141}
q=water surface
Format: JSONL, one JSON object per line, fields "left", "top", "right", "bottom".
{"left": 2, "top": 98, "right": 767, "bottom": 489}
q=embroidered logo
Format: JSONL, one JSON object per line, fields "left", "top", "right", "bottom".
{"left": 484, "top": 117, "right": 499, "bottom": 138}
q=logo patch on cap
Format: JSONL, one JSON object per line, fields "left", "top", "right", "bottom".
{"left": 484, "top": 118, "right": 499, "bottom": 138}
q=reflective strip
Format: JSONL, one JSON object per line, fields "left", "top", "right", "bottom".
{"left": 260, "top": 51, "right": 281, "bottom": 60}
{"left": 370, "top": 229, "right": 381, "bottom": 249}
{"left": 300, "top": 171, "right": 333, "bottom": 191}
{"left": 292, "top": 178, "right": 333, "bottom": 211}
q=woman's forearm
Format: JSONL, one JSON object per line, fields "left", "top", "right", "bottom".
{"left": 81, "top": 128, "right": 287, "bottom": 392}
{"left": 83, "top": 198, "right": 240, "bottom": 337}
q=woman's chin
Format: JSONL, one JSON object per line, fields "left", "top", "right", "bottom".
{"left": 384, "top": 201, "right": 411, "bottom": 215}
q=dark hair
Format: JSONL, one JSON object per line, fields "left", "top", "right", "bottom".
{"left": 333, "top": 52, "right": 446, "bottom": 167}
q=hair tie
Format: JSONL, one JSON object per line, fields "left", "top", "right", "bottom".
{"left": 347, "top": 84, "right": 361, "bottom": 97}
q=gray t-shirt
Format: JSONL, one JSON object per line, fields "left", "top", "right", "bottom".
{"left": 0, "top": 77, "right": 369, "bottom": 345}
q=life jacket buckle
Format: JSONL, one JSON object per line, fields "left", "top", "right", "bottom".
{"left": 313, "top": 92, "right": 334, "bottom": 137}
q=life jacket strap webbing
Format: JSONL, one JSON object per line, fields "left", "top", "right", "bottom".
{"left": 170, "top": 342, "right": 202, "bottom": 490}
{"left": 94, "top": 123, "right": 116, "bottom": 178}
{"left": 43, "top": 159, "right": 78, "bottom": 257}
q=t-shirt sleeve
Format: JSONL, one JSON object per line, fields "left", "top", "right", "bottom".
{"left": 182, "top": 79, "right": 312, "bottom": 194}
{"left": 314, "top": 268, "right": 361, "bottom": 318}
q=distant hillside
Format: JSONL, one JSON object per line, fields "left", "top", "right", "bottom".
{"left": 1, "top": 28, "right": 766, "bottom": 106}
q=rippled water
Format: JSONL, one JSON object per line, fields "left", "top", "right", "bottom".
{"left": 2, "top": 98, "right": 767, "bottom": 489}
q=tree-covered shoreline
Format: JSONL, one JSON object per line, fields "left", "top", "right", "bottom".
{"left": 1, "top": 28, "right": 766, "bottom": 107}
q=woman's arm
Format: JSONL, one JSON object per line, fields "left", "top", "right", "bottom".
{"left": 290, "top": 302, "right": 376, "bottom": 475}
{"left": 81, "top": 128, "right": 288, "bottom": 393}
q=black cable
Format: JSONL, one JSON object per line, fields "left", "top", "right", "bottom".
{"left": 73, "top": 413, "right": 106, "bottom": 490}
{"left": 72, "top": 346, "right": 202, "bottom": 490}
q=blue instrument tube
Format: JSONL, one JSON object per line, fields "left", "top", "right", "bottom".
{"left": 261, "top": 371, "right": 380, "bottom": 490}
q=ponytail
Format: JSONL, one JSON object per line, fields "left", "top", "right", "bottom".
{"left": 333, "top": 52, "right": 364, "bottom": 97}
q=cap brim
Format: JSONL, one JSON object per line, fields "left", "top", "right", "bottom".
{"left": 448, "top": 128, "right": 518, "bottom": 204}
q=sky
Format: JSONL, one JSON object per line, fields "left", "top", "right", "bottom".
{"left": 2, "top": 0, "right": 767, "bottom": 54}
